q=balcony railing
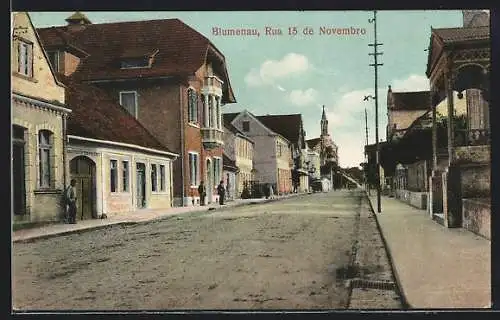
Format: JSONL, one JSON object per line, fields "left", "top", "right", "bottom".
{"left": 201, "top": 127, "right": 224, "bottom": 149}
{"left": 454, "top": 129, "right": 490, "bottom": 147}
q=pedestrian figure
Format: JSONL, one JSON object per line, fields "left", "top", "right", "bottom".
{"left": 198, "top": 181, "right": 206, "bottom": 206}
{"left": 217, "top": 180, "right": 225, "bottom": 205}
{"left": 269, "top": 184, "right": 274, "bottom": 199}
{"left": 65, "top": 179, "right": 77, "bottom": 224}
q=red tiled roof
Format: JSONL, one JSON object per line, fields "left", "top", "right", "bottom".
{"left": 37, "top": 18, "right": 235, "bottom": 103}
{"left": 390, "top": 91, "right": 430, "bottom": 111}
{"left": 433, "top": 26, "right": 490, "bottom": 44}
{"left": 255, "top": 114, "right": 303, "bottom": 145}
{"left": 57, "top": 74, "right": 175, "bottom": 154}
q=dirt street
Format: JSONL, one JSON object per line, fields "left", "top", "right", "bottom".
{"left": 13, "top": 190, "right": 395, "bottom": 310}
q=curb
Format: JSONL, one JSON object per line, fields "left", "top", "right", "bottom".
{"left": 13, "top": 221, "right": 138, "bottom": 244}
{"left": 13, "top": 193, "right": 307, "bottom": 243}
{"left": 364, "top": 192, "right": 410, "bottom": 309}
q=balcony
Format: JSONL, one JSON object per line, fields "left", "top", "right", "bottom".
{"left": 202, "top": 76, "right": 223, "bottom": 97}
{"left": 201, "top": 127, "right": 224, "bottom": 149}
{"left": 454, "top": 129, "right": 490, "bottom": 147}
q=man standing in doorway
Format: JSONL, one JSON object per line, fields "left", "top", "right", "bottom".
{"left": 65, "top": 179, "right": 77, "bottom": 224}
{"left": 217, "top": 180, "right": 225, "bottom": 205}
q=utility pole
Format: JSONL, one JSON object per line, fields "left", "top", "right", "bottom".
{"left": 364, "top": 108, "right": 370, "bottom": 195}
{"left": 368, "top": 10, "right": 383, "bottom": 213}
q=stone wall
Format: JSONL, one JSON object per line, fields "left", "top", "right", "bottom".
{"left": 395, "top": 189, "right": 427, "bottom": 210}
{"left": 462, "top": 198, "right": 490, "bottom": 240}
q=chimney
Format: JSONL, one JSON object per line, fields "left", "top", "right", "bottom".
{"left": 65, "top": 11, "right": 92, "bottom": 32}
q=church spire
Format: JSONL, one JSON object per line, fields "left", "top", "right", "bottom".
{"left": 321, "top": 105, "right": 328, "bottom": 136}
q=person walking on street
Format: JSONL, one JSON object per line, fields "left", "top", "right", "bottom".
{"left": 198, "top": 181, "right": 206, "bottom": 206}
{"left": 217, "top": 180, "right": 225, "bottom": 205}
{"left": 65, "top": 179, "right": 77, "bottom": 224}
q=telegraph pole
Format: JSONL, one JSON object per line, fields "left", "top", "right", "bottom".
{"left": 364, "top": 108, "right": 370, "bottom": 195}
{"left": 368, "top": 10, "right": 383, "bottom": 213}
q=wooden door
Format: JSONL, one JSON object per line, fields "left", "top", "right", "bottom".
{"left": 13, "top": 128, "right": 26, "bottom": 216}
{"left": 136, "top": 163, "right": 146, "bottom": 208}
{"left": 70, "top": 157, "right": 95, "bottom": 220}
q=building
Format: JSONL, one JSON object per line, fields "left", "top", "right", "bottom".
{"left": 60, "top": 75, "right": 178, "bottom": 219}
{"left": 37, "top": 12, "right": 237, "bottom": 207}
{"left": 225, "top": 110, "right": 292, "bottom": 194}
{"left": 223, "top": 119, "right": 254, "bottom": 199}
{"left": 426, "top": 11, "right": 490, "bottom": 238}
{"left": 254, "top": 114, "right": 309, "bottom": 193}
{"left": 306, "top": 106, "right": 339, "bottom": 188}
{"left": 12, "top": 12, "right": 72, "bottom": 224}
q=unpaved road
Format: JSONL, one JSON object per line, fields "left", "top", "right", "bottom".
{"left": 13, "top": 190, "right": 389, "bottom": 310}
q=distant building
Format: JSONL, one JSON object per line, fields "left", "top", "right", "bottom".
{"left": 254, "top": 114, "right": 309, "bottom": 193}
{"left": 225, "top": 110, "right": 292, "bottom": 194}
{"left": 306, "top": 106, "right": 339, "bottom": 187}
{"left": 12, "top": 12, "right": 71, "bottom": 224}
{"left": 222, "top": 120, "right": 254, "bottom": 199}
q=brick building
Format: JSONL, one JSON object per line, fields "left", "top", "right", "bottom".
{"left": 11, "top": 12, "right": 71, "bottom": 224}
{"left": 37, "top": 12, "right": 237, "bottom": 207}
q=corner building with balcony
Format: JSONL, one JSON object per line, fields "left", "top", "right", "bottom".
{"left": 38, "top": 13, "right": 237, "bottom": 207}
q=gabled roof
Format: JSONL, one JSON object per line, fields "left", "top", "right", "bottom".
{"left": 390, "top": 91, "right": 430, "bottom": 111}
{"left": 426, "top": 26, "right": 490, "bottom": 77}
{"left": 255, "top": 114, "right": 303, "bottom": 145}
{"left": 57, "top": 74, "right": 175, "bottom": 155}
{"left": 14, "top": 12, "right": 66, "bottom": 90}
{"left": 223, "top": 112, "right": 240, "bottom": 124}
{"left": 223, "top": 119, "right": 254, "bottom": 144}
{"left": 37, "top": 17, "right": 236, "bottom": 103}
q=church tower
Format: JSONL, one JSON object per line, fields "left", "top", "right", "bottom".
{"left": 320, "top": 105, "right": 328, "bottom": 137}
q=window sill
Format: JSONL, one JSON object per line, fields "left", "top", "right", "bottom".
{"left": 13, "top": 72, "right": 38, "bottom": 83}
{"left": 34, "top": 188, "right": 62, "bottom": 194}
{"left": 190, "top": 185, "right": 199, "bottom": 189}
{"left": 188, "top": 122, "right": 200, "bottom": 129}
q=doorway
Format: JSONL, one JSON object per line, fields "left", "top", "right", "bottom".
{"left": 136, "top": 162, "right": 146, "bottom": 208}
{"left": 13, "top": 125, "right": 26, "bottom": 217}
{"left": 70, "top": 156, "right": 96, "bottom": 220}
{"left": 206, "top": 159, "right": 213, "bottom": 204}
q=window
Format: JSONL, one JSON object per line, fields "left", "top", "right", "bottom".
{"left": 188, "top": 88, "right": 198, "bottom": 123}
{"left": 47, "top": 51, "right": 59, "bottom": 72}
{"left": 189, "top": 153, "right": 199, "bottom": 186}
{"left": 110, "top": 160, "right": 118, "bottom": 192}
{"left": 242, "top": 121, "right": 250, "bottom": 132}
{"left": 213, "top": 158, "right": 222, "bottom": 184}
{"left": 151, "top": 164, "right": 158, "bottom": 192}
{"left": 160, "top": 165, "right": 166, "bottom": 192}
{"left": 122, "top": 161, "right": 129, "bottom": 192}
{"left": 119, "top": 91, "right": 138, "bottom": 117}
{"left": 277, "top": 142, "right": 282, "bottom": 157}
{"left": 121, "top": 58, "right": 149, "bottom": 69}
{"left": 38, "top": 130, "right": 52, "bottom": 188}
{"left": 18, "top": 40, "right": 33, "bottom": 77}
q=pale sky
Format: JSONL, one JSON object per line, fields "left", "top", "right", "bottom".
{"left": 29, "top": 10, "right": 465, "bottom": 168}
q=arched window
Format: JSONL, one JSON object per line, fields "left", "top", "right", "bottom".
{"left": 188, "top": 88, "right": 198, "bottom": 123}
{"left": 38, "top": 130, "right": 53, "bottom": 188}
